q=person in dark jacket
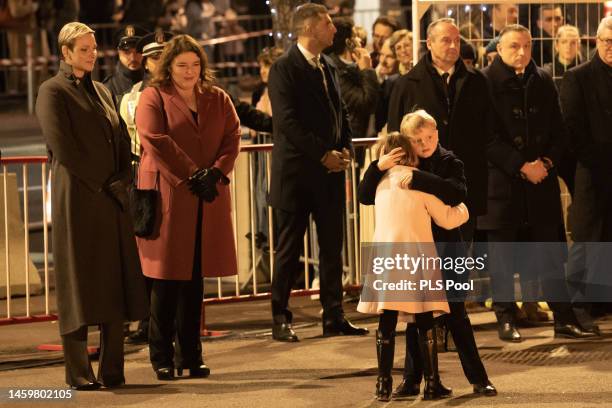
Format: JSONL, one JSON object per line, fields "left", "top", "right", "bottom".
{"left": 542, "top": 25, "right": 582, "bottom": 88}
{"left": 532, "top": 5, "right": 565, "bottom": 66}
{"left": 387, "top": 18, "right": 493, "bottom": 241}
{"left": 35, "top": 22, "right": 148, "bottom": 390}
{"left": 362, "top": 17, "right": 497, "bottom": 397}
{"left": 560, "top": 16, "right": 612, "bottom": 325}
{"left": 325, "top": 17, "right": 378, "bottom": 140}
{"left": 542, "top": 24, "right": 581, "bottom": 196}
{"left": 267, "top": 3, "right": 367, "bottom": 342}
{"left": 373, "top": 38, "right": 399, "bottom": 133}
{"left": 325, "top": 17, "right": 378, "bottom": 169}
{"left": 481, "top": 24, "right": 598, "bottom": 342}
{"left": 358, "top": 130, "right": 497, "bottom": 398}
{"left": 103, "top": 25, "right": 146, "bottom": 101}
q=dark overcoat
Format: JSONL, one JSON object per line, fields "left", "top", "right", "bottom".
{"left": 35, "top": 61, "right": 148, "bottom": 335}
{"left": 387, "top": 53, "right": 493, "bottom": 216}
{"left": 267, "top": 44, "right": 352, "bottom": 212}
{"left": 560, "top": 54, "right": 612, "bottom": 241}
{"left": 479, "top": 56, "right": 567, "bottom": 230}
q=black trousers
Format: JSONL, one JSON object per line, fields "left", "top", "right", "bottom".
{"left": 135, "top": 277, "right": 153, "bottom": 333}
{"left": 402, "top": 302, "right": 489, "bottom": 385}
{"left": 488, "top": 225, "right": 574, "bottom": 325}
{"left": 271, "top": 201, "right": 344, "bottom": 323}
{"left": 148, "top": 202, "right": 204, "bottom": 370}
{"left": 61, "top": 321, "right": 124, "bottom": 386}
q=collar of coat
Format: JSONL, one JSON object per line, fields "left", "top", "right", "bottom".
{"left": 419, "top": 144, "right": 453, "bottom": 170}
{"left": 157, "top": 81, "right": 216, "bottom": 131}
{"left": 289, "top": 43, "right": 338, "bottom": 73}
{"left": 59, "top": 60, "right": 91, "bottom": 84}
{"left": 592, "top": 52, "right": 612, "bottom": 77}
{"left": 406, "top": 52, "right": 471, "bottom": 82}
{"left": 486, "top": 55, "right": 540, "bottom": 87}
{"left": 116, "top": 60, "right": 144, "bottom": 83}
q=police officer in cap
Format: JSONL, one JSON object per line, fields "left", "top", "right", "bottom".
{"left": 120, "top": 30, "right": 174, "bottom": 161}
{"left": 103, "top": 25, "right": 147, "bottom": 100}
{"left": 118, "top": 29, "right": 174, "bottom": 345}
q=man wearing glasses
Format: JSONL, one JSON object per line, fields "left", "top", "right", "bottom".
{"left": 560, "top": 16, "right": 612, "bottom": 327}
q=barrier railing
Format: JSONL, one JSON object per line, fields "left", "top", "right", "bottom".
{"left": 0, "top": 138, "right": 378, "bottom": 331}
{"left": 0, "top": 15, "right": 274, "bottom": 110}
{"left": 0, "top": 156, "right": 52, "bottom": 325}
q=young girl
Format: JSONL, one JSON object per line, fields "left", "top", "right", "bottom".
{"left": 357, "top": 110, "right": 469, "bottom": 401}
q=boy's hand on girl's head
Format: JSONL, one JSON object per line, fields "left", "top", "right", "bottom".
{"left": 377, "top": 147, "right": 405, "bottom": 171}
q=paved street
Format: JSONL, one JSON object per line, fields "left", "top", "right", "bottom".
{"left": 0, "top": 295, "right": 611, "bottom": 408}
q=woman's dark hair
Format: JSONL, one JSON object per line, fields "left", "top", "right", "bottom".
{"left": 326, "top": 17, "right": 355, "bottom": 55}
{"left": 150, "top": 34, "right": 215, "bottom": 89}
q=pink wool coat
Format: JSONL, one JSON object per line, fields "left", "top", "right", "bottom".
{"left": 135, "top": 83, "right": 240, "bottom": 280}
{"left": 357, "top": 166, "right": 469, "bottom": 319}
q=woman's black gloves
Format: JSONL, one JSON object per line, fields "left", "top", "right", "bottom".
{"left": 188, "top": 167, "right": 229, "bottom": 202}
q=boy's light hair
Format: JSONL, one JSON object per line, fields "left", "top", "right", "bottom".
{"left": 400, "top": 109, "right": 437, "bottom": 139}
{"left": 58, "top": 22, "right": 95, "bottom": 53}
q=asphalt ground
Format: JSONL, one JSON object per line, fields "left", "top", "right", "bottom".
{"left": 1, "top": 294, "right": 611, "bottom": 408}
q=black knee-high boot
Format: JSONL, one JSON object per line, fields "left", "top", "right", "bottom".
{"left": 394, "top": 325, "right": 421, "bottom": 397}
{"left": 376, "top": 330, "right": 395, "bottom": 401}
{"left": 419, "top": 325, "right": 452, "bottom": 400}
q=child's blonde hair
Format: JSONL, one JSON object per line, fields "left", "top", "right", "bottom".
{"left": 375, "top": 110, "right": 437, "bottom": 167}
{"left": 399, "top": 109, "right": 437, "bottom": 139}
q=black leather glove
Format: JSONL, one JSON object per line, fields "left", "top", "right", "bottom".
{"left": 188, "top": 167, "right": 228, "bottom": 203}
{"left": 105, "top": 177, "right": 130, "bottom": 211}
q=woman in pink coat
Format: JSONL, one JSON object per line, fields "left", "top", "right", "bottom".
{"left": 135, "top": 34, "right": 240, "bottom": 381}
{"left": 357, "top": 111, "right": 469, "bottom": 401}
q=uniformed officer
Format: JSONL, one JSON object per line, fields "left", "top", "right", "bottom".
{"left": 103, "top": 25, "right": 147, "bottom": 101}
{"left": 119, "top": 29, "right": 174, "bottom": 345}
{"left": 120, "top": 30, "right": 174, "bottom": 161}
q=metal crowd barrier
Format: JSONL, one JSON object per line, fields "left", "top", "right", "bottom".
{"left": 0, "top": 156, "right": 52, "bottom": 326}
{"left": 0, "top": 139, "right": 378, "bottom": 331}
{"left": 0, "top": 15, "right": 274, "bottom": 112}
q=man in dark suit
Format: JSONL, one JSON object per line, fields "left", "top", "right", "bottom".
{"left": 267, "top": 3, "right": 368, "bottom": 342}
{"left": 359, "top": 18, "right": 497, "bottom": 397}
{"left": 481, "top": 24, "right": 598, "bottom": 342}
{"left": 560, "top": 16, "right": 612, "bottom": 324}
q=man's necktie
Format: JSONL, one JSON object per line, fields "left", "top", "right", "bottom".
{"left": 313, "top": 57, "right": 329, "bottom": 95}
{"left": 441, "top": 72, "right": 450, "bottom": 115}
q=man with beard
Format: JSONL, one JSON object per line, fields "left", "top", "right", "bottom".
{"left": 103, "top": 25, "right": 146, "bottom": 101}
{"left": 267, "top": 3, "right": 367, "bottom": 342}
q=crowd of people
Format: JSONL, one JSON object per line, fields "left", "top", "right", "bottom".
{"left": 27, "top": 0, "right": 612, "bottom": 403}
{"left": 0, "top": 0, "right": 273, "bottom": 95}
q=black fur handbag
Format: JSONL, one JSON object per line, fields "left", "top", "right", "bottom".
{"left": 130, "top": 171, "right": 159, "bottom": 237}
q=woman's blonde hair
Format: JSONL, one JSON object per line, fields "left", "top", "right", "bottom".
{"left": 556, "top": 24, "right": 580, "bottom": 41}
{"left": 375, "top": 130, "right": 419, "bottom": 167}
{"left": 58, "top": 22, "right": 95, "bottom": 53}
{"left": 150, "top": 34, "right": 215, "bottom": 89}
{"left": 400, "top": 109, "right": 437, "bottom": 140}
